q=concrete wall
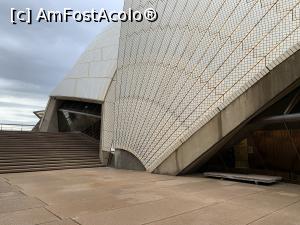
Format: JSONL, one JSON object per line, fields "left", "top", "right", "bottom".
{"left": 114, "top": 149, "right": 146, "bottom": 171}
{"left": 39, "top": 98, "right": 61, "bottom": 132}
{"left": 154, "top": 49, "right": 300, "bottom": 175}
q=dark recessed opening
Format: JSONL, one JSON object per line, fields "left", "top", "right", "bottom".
{"left": 57, "top": 100, "right": 101, "bottom": 140}
{"left": 187, "top": 87, "right": 300, "bottom": 184}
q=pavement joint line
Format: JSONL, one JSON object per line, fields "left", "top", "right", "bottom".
{"left": 12, "top": 185, "right": 24, "bottom": 192}
{"left": 246, "top": 198, "right": 300, "bottom": 225}
{"left": 1, "top": 177, "right": 26, "bottom": 192}
{"left": 34, "top": 196, "right": 50, "bottom": 206}
{"left": 1, "top": 179, "right": 12, "bottom": 186}
{"left": 71, "top": 217, "right": 83, "bottom": 225}
{"left": 0, "top": 176, "right": 9, "bottom": 182}
{"left": 0, "top": 191, "right": 48, "bottom": 207}
{"left": 141, "top": 202, "right": 220, "bottom": 225}
{"left": 18, "top": 189, "right": 29, "bottom": 196}
{"left": 0, "top": 206, "right": 45, "bottom": 216}
{"left": 223, "top": 188, "right": 270, "bottom": 202}
{"left": 44, "top": 206, "right": 64, "bottom": 220}
{"left": 141, "top": 186, "right": 272, "bottom": 225}
{"left": 37, "top": 219, "right": 62, "bottom": 225}
{"left": 91, "top": 197, "right": 168, "bottom": 214}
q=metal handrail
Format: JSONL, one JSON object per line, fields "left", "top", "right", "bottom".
{"left": 0, "top": 123, "right": 35, "bottom": 132}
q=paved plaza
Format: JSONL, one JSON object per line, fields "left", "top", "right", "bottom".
{"left": 0, "top": 168, "right": 300, "bottom": 225}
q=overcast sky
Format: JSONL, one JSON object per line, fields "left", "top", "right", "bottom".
{"left": 0, "top": 0, "right": 123, "bottom": 125}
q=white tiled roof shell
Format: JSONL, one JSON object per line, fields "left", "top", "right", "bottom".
{"left": 114, "top": 0, "right": 300, "bottom": 171}
{"left": 51, "top": 23, "right": 121, "bottom": 102}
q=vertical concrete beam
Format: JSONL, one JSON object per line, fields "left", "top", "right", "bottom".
{"left": 39, "top": 98, "right": 61, "bottom": 132}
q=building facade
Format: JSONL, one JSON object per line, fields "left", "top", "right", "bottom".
{"left": 41, "top": 0, "right": 300, "bottom": 179}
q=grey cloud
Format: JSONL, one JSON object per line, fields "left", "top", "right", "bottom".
{"left": 0, "top": 0, "right": 123, "bottom": 124}
{"left": 0, "top": 101, "right": 42, "bottom": 109}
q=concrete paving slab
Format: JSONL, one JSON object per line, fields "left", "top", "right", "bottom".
{"left": 269, "top": 183, "right": 300, "bottom": 195}
{"left": 228, "top": 189, "right": 300, "bottom": 214}
{"left": 75, "top": 198, "right": 210, "bottom": 225}
{"left": 147, "top": 202, "right": 267, "bottom": 225}
{"left": 0, "top": 196, "right": 46, "bottom": 214}
{"left": 248, "top": 201, "right": 300, "bottom": 225}
{"left": 169, "top": 183, "right": 266, "bottom": 204}
{"left": 0, "top": 208, "right": 58, "bottom": 225}
{"left": 46, "top": 194, "right": 139, "bottom": 218}
{"left": 40, "top": 218, "right": 79, "bottom": 225}
{"left": 0, "top": 191, "right": 26, "bottom": 200}
{"left": 170, "top": 179, "right": 236, "bottom": 193}
{"left": 1, "top": 168, "right": 300, "bottom": 225}
{"left": 0, "top": 180, "right": 20, "bottom": 193}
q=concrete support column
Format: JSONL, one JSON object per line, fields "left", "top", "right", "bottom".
{"left": 39, "top": 98, "right": 61, "bottom": 132}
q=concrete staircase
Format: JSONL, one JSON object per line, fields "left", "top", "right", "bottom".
{"left": 0, "top": 131, "right": 103, "bottom": 173}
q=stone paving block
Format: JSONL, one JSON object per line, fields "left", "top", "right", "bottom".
{"left": 0, "top": 180, "right": 20, "bottom": 193}
{"left": 176, "top": 183, "right": 266, "bottom": 204}
{"left": 0, "top": 191, "right": 25, "bottom": 200}
{"left": 228, "top": 190, "right": 300, "bottom": 214}
{"left": 75, "top": 198, "right": 210, "bottom": 225}
{"left": 269, "top": 183, "right": 300, "bottom": 195}
{"left": 0, "top": 196, "right": 46, "bottom": 214}
{"left": 40, "top": 218, "right": 79, "bottom": 225}
{"left": 0, "top": 208, "right": 58, "bottom": 225}
{"left": 1, "top": 169, "right": 300, "bottom": 225}
{"left": 46, "top": 194, "right": 145, "bottom": 218}
{"left": 170, "top": 179, "right": 235, "bottom": 193}
{"left": 0, "top": 185, "right": 20, "bottom": 193}
{"left": 147, "top": 202, "right": 268, "bottom": 225}
{"left": 116, "top": 192, "right": 164, "bottom": 204}
{"left": 153, "top": 178, "right": 201, "bottom": 187}
{"left": 249, "top": 201, "right": 300, "bottom": 225}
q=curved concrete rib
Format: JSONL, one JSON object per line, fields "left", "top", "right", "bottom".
{"left": 154, "top": 49, "right": 300, "bottom": 175}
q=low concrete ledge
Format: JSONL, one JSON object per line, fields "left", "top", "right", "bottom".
{"left": 154, "top": 50, "right": 300, "bottom": 175}
{"left": 114, "top": 149, "right": 146, "bottom": 171}
{"left": 204, "top": 172, "right": 282, "bottom": 184}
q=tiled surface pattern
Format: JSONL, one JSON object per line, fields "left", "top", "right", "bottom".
{"left": 51, "top": 23, "right": 120, "bottom": 102}
{"left": 114, "top": 0, "right": 300, "bottom": 171}
{"left": 102, "top": 76, "right": 117, "bottom": 153}
{"left": 1, "top": 168, "right": 300, "bottom": 225}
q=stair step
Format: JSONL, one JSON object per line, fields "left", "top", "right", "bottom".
{"left": 0, "top": 143, "right": 95, "bottom": 145}
{"left": 0, "top": 159, "right": 100, "bottom": 166}
{"left": 0, "top": 148, "right": 98, "bottom": 151}
{"left": 0, "top": 157, "right": 99, "bottom": 163}
{"left": 0, "top": 155, "right": 98, "bottom": 159}
{"left": 0, "top": 164, "right": 105, "bottom": 174}
{"left": 0, "top": 154, "right": 98, "bottom": 158}
{"left": 0, "top": 161, "right": 102, "bottom": 170}
{"left": 0, "top": 150, "right": 98, "bottom": 153}
{"left": 0, "top": 131, "right": 103, "bottom": 173}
